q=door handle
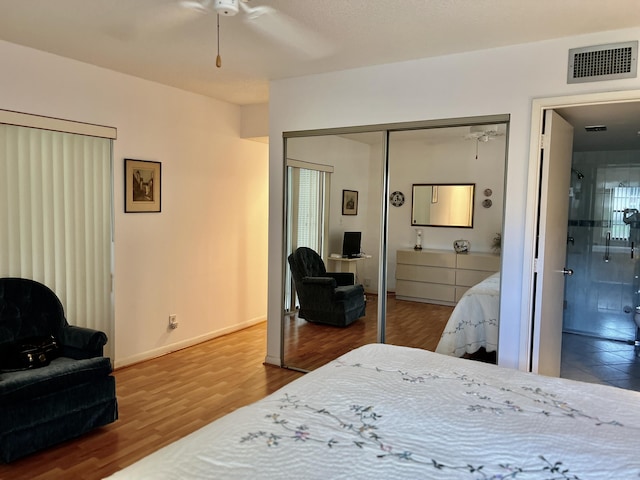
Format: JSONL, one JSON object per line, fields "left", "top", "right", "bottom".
{"left": 562, "top": 268, "right": 574, "bottom": 276}
{"left": 604, "top": 232, "right": 611, "bottom": 262}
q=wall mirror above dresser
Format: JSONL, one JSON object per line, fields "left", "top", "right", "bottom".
{"left": 412, "top": 183, "right": 475, "bottom": 227}
{"left": 282, "top": 116, "right": 508, "bottom": 372}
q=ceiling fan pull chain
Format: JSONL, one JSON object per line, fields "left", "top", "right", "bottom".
{"left": 216, "top": 13, "right": 222, "bottom": 68}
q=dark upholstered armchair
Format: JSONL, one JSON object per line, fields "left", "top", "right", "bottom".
{"left": 288, "top": 247, "right": 366, "bottom": 327}
{"left": 0, "top": 277, "right": 118, "bottom": 462}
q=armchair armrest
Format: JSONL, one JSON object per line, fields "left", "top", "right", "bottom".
{"left": 301, "top": 276, "right": 337, "bottom": 287}
{"left": 326, "top": 272, "right": 355, "bottom": 286}
{"left": 59, "top": 325, "right": 108, "bottom": 359}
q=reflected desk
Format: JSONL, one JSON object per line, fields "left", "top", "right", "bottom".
{"left": 327, "top": 256, "right": 367, "bottom": 280}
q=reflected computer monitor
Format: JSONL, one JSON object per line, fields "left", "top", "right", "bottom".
{"left": 342, "top": 232, "right": 361, "bottom": 258}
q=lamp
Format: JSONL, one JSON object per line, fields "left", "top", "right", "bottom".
{"left": 414, "top": 229, "right": 423, "bottom": 251}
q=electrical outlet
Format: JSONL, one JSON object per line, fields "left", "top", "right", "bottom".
{"left": 169, "top": 314, "right": 178, "bottom": 330}
{"left": 364, "top": 278, "right": 371, "bottom": 287}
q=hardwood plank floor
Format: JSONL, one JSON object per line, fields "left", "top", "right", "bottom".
{"left": 284, "top": 294, "right": 454, "bottom": 370}
{"left": 0, "top": 323, "right": 303, "bottom": 480}
{"left": 0, "top": 298, "right": 454, "bottom": 479}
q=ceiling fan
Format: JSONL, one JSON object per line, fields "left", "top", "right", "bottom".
{"left": 178, "top": 0, "right": 334, "bottom": 67}
{"left": 464, "top": 125, "right": 505, "bottom": 159}
{"left": 464, "top": 125, "right": 505, "bottom": 143}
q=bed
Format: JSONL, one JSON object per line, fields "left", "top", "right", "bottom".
{"left": 436, "top": 272, "right": 500, "bottom": 357}
{"left": 105, "top": 343, "right": 639, "bottom": 479}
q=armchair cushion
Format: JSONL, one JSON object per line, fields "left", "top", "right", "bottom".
{"left": 0, "top": 356, "right": 113, "bottom": 403}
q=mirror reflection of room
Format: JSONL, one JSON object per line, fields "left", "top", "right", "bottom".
{"left": 283, "top": 122, "right": 507, "bottom": 372}
{"left": 386, "top": 124, "right": 506, "bottom": 362}
{"left": 284, "top": 132, "right": 385, "bottom": 371}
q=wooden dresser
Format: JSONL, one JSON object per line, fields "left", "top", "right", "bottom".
{"left": 395, "top": 249, "right": 500, "bottom": 305}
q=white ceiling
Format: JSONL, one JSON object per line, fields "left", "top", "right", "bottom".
{"left": 1, "top": 0, "right": 640, "bottom": 106}
{"left": 2, "top": 0, "right": 640, "bottom": 150}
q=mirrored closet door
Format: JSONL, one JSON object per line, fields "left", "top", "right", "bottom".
{"left": 386, "top": 125, "right": 506, "bottom": 358}
{"left": 283, "top": 131, "right": 386, "bottom": 371}
{"left": 282, "top": 117, "right": 508, "bottom": 372}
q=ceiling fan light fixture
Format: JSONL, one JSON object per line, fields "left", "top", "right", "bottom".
{"left": 213, "top": 0, "right": 239, "bottom": 16}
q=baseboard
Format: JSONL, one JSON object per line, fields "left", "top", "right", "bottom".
{"left": 114, "top": 317, "right": 266, "bottom": 369}
{"left": 263, "top": 354, "right": 281, "bottom": 367}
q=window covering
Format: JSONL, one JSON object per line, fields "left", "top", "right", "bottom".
{"left": 0, "top": 123, "right": 113, "bottom": 358}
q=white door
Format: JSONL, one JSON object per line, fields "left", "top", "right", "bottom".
{"left": 531, "top": 110, "right": 574, "bottom": 376}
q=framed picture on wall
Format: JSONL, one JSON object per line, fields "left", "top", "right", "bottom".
{"left": 125, "top": 158, "right": 161, "bottom": 213}
{"left": 342, "top": 189, "right": 358, "bottom": 215}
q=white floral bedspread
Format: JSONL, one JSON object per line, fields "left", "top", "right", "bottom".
{"left": 436, "top": 272, "right": 500, "bottom": 357}
{"left": 105, "top": 343, "right": 640, "bottom": 479}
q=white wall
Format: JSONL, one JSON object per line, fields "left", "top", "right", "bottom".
{"left": 0, "top": 40, "right": 269, "bottom": 367}
{"left": 267, "top": 27, "right": 640, "bottom": 369}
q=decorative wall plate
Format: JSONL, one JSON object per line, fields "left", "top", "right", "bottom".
{"left": 390, "top": 191, "right": 405, "bottom": 207}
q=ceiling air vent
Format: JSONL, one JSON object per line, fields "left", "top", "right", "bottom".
{"left": 567, "top": 41, "right": 638, "bottom": 84}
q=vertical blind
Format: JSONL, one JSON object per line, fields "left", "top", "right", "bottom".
{"left": 296, "top": 169, "right": 323, "bottom": 252}
{"left": 284, "top": 159, "right": 333, "bottom": 311}
{"left": 0, "top": 123, "right": 113, "bottom": 358}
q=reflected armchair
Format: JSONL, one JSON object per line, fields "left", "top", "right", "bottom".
{"left": 288, "top": 247, "right": 366, "bottom": 327}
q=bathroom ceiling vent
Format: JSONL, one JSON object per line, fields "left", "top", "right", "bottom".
{"left": 567, "top": 41, "right": 638, "bottom": 84}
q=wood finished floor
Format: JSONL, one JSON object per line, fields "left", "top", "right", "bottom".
{"left": 284, "top": 294, "right": 453, "bottom": 371}
{"left": 0, "top": 323, "right": 303, "bottom": 480}
{"left": 1, "top": 298, "right": 452, "bottom": 479}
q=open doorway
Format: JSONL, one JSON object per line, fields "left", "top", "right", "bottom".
{"left": 528, "top": 91, "right": 640, "bottom": 391}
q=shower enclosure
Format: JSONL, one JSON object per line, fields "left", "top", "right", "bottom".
{"left": 564, "top": 161, "right": 640, "bottom": 342}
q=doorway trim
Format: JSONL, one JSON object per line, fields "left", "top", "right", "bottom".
{"left": 521, "top": 88, "right": 640, "bottom": 373}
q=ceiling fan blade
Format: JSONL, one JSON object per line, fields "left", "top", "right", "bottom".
{"left": 240, "top": 5, "right": 334, "bottom": 59}
{"left": 108, "top": 2, "right": 209, "bottom": 41}
{"left": 178, "top": 0, "right": 212, "bottom": 14}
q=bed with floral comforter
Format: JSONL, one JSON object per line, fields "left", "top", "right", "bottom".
{"left": 436, "top": 272, "right": 500, "bottom": 357}
{"left": 106, "top": 343, "right": 639, "bottom": 479}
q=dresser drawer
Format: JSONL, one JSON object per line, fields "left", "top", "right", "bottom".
{"left": 456, "top": 253, "right": 500, "bottom": 271}
{"left": 456, "top": 269, "right": 495, "bottom": 287}
{"left": 396, "top": 264, "right": 455, "bottom": 285}
{"left": 455, "top": 286, "right": 469, "bottom": 302}
{"left": 396, "top": 280, "right": 456, "bottom": 303}
{"left": 396, "top": 250, "right": 456, "bottom": 268}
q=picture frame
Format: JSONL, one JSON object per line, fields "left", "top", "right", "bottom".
{"left": 342, "top": 189, "right": 358, "bottom": 215}
{"left": 125, "top": 158, "right": 161, "bottom": 213}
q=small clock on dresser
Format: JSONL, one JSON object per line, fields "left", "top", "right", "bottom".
{"left": 390, "top": 191, "right": 405, "bottom": 207}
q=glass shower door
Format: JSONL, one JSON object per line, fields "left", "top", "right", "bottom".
{"left": 564, "top": 164, "right": 640, "bottom": 341}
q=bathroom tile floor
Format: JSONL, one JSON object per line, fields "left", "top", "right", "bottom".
{"left": 561, "top": 332, "right": 640, "bottom": 392}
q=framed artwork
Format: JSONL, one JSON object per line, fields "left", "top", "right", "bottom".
{"left": 342, "top": 189, "right": 358, "bottom": 215}
{"left": 125, "top": 158, "right": 161, "bottom": 213}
